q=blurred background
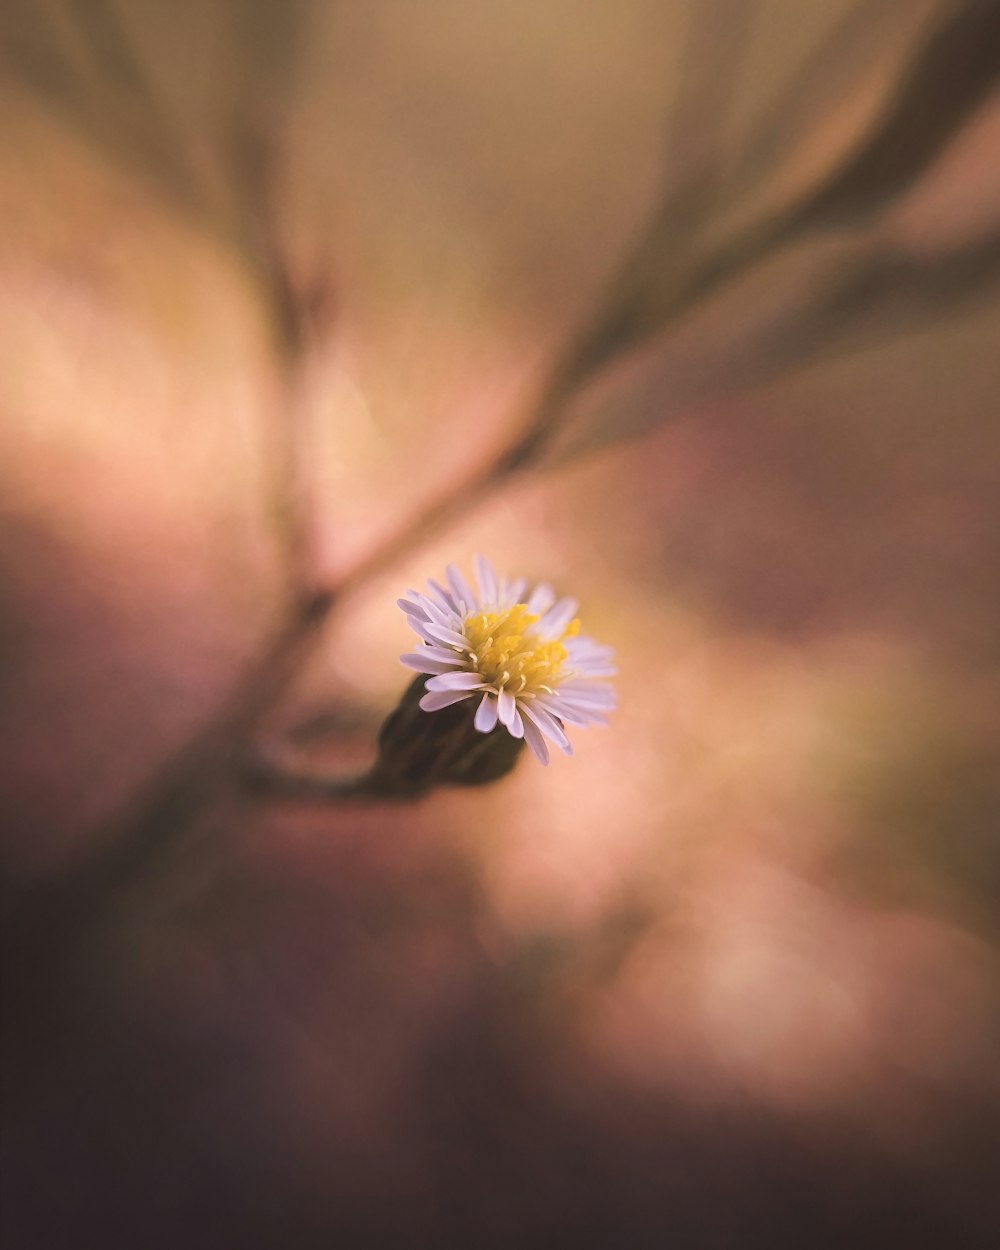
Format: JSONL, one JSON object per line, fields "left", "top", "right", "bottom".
{"left": 2, "top": 1, "right": 999, "bottom": 1246}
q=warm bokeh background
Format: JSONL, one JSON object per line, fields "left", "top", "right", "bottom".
{"left": 2, "top": 2, "right": 999, "bottom": 1246}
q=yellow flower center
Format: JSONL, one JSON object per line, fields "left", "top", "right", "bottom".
{"left": 463, "top": 604, "right": 579, "bottom": 694}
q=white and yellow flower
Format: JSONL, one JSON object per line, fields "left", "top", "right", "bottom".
{"left": 398, "top": 555, "right": 616, "bottom": 765}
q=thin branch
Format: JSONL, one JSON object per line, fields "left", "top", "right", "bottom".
{"left": 244, "top": 755, "right": 390, "bottom": 804}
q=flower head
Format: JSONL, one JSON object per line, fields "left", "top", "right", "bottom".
{"left": 398, "top": 555, "right": 616, "bottom": 765}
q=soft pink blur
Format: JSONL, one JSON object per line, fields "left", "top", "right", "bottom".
{"left": 2, "top": 2, "right": 999, "bottom": 1246}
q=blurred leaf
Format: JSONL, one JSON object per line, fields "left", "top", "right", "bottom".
{"left": 66, "top": 0, "right": 148, "bottom": 96}
{"left": 0, "top": 2, "right": 318, "bottom": 315}
{"left": 529, "top": 0, "right": 1000, "bottom": 463}
{"left": 544, "top": 2, "right": 930, "bottom": 386}
{"left": 0, "top": 4, "right": 74, "bottom": 96}
{"left": 796, "top": 0, "right": 1000, "bottom": 228}
{"left": 0, "top": 0, "right": 206, "bottom": 216}
{"left": 724, "top": 0, "right": 930, "bottom": 218}
{"left": 656, "top": 0, "right": 762, "bottom": 237}
{"left": 543, "top": 222, "right": 1000, "bottom": 463}
{"left": 750, "top": 228, "right": 1000, "bottom": 374}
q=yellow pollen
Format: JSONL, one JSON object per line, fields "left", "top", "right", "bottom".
{"left": 463, "top": 604, "right": 577, "bottom": 693}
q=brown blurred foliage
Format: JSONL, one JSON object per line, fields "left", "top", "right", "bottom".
{"left": 2, "top": 2, "right": 1000, "bottom": 1247}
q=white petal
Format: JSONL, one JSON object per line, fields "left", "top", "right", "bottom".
{"left": 565, "top": 642, "right": 611, "bottom": 657}
{"left": 446, "top": 563, "right": 477, "bottom": 614}
{"left": 551, "top": 699, "right": 616, "bottom": 721}
{"left": 566, "top": 647, "right": 616, "bottom": 664}
{"left": 564, "top": 640, "right": 617, "bottom": 676}
{"left": 569, "top": 651, "right": 616, "bottom": 666}
{"left": 397, "top": 597, "right": 430, "bottom": 621}
{"left": 474, "top": 693, "right": 499, "bottom": 733}
{"left": 411, "top": 645, "right": 463, "bottom": 663}
{"left": 520, "top": 714, "right": 550, "bottom": 765}
{"left": 570, "top": 662, "right": 618, "bottom": 677}
{"left": 552, "top": 688, "right": 617, "bottom": 708}
{"left": 410, "top": 591, "right": 456, "bottom": 625}
{"left": 423, "top": 621, "right": 471, "bottom": 650}
{"left": 553, "top": 706, "right": 609, "bottom": 726}
{"left": 407, "top": 619, "right": 443, "bottom": 644}
{"left": 501, "top": 577, "right": 527, "bottom": 607}
{"left": 400, "top": 652, "right": 464, "bottom": 674}
{"left": 554, "top": 685, "right": 617, "bottom": 710}
{"left": 525, "top": 583, "right": 556, "bottom": 615}
{"left": 497, "top": 688, "right": 516, "bottom": 727}
{"left": 474, "top": 553, "right": 499, "bottom": 606}
{"left": 426, "top": 578, "right": 460, "bottom": 615}
{"left": 558, "top": 677, "right": 617, "bottom": 694}
{"left": 425, "top": 671, "right": 486, "bottom": 692}
{"left": 535, "top": 596, "right": 578, "bottom": 639}
{"left": 521, "top": 702, "right": 573, "bottom": 755}
{"left": 507, "top": 707, "right": 525, "bottom": 739}
{"left": 565, "top": 634, "right": 612, "bottom": 654}
{"left": 535, "top": 695, "right": 603, "bottom": 726}
{"left": 419, "top": 689, "right": 477, "bottom": 712}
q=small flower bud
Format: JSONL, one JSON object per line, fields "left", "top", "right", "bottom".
{"left": 368, "top": 676, "right": 525, "bottom": 797}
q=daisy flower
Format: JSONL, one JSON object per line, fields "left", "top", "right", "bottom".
{"left": 398, "top": 555, "right": 616, "bottom": 765}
